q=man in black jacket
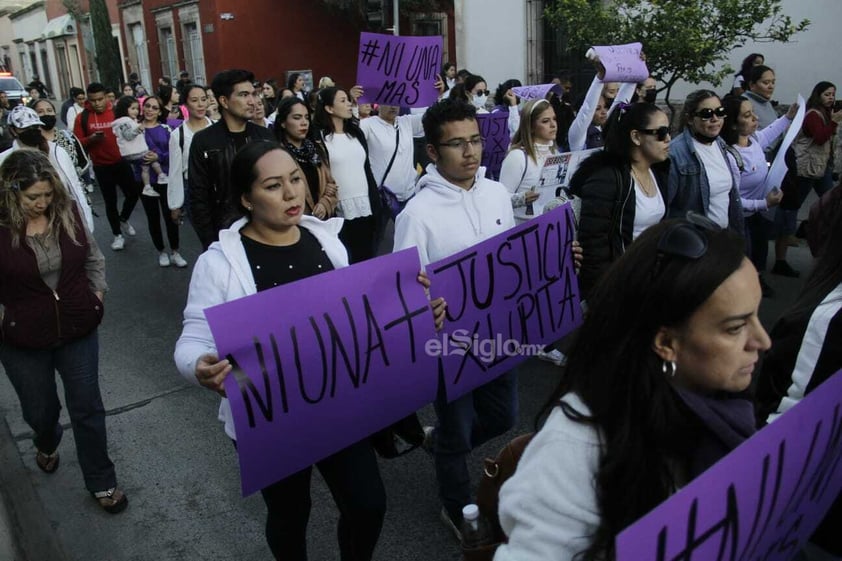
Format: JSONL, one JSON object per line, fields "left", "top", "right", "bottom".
{"left": 188, "top": 69, "right": 274, "bottom": 249}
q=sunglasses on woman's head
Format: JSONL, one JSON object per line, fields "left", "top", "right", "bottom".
{"left": 638, "top": 126, "right": 670, "bottom": 141}
{"left": 694, "top": 106, "right": 727, "bottom": 120}
{"left": 652, "top": 212, "right": 721, "bottom": 279}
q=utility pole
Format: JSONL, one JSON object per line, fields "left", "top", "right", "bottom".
{"left": 392, "top": 0, "right": 399, "bottom": 35}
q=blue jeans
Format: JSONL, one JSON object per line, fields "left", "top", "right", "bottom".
{"left": 0, "top": 330, "right": 116, "bottom": 492}
{"left": 432, "top": 369, "right": 518, "bottom": 521}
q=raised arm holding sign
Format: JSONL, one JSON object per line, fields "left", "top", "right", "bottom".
{"left": 588, "top": 42, "right": 649, "bottom": 83}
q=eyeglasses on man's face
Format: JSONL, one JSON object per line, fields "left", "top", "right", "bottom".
{"left": 438, "top": 137, "right": 485, "bottom": 152}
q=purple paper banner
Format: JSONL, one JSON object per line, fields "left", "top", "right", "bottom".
{"left": 591, "top": 42, "right": 649, "bottom": 83}
{"left": 478, "top": 112, "right": 510, "bottom": 181}
{"left": 356, "top": 32, "right": 443, "bottom": 108}
{"left": 511, "top": 83, "right": 561, "bottom": 101}
{"left": 205, "top": 249, "right": 438, "bottom": 495}
{"left": 617, "top": 369, "right": 842, "bottom": 561}
{"left": 427, "top": 205, "right": 583, "bottom": 401}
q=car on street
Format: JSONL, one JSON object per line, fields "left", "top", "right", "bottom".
{"left": 0, "top": 73, "right": 31, "bottom": 107}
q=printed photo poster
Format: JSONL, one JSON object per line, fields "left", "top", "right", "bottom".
{"left": 428, "top": 206, "right": 584, "bottom": 401}
{"left": 616, "top": 370, "right": 842, "bottom": 561}
{"left": 205, "top": 249, "right": 439, "bottom": 495}
{"left": 527, "top": 149, "right": 599, "bottom": 216}
{"left": 355, "top": 32, "right": 443, "bottom": 108}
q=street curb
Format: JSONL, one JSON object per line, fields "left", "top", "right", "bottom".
{"left": 0, "top": 416, "right": 69, "bottom": 561}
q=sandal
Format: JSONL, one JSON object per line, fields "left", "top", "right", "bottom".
{"left": 35, "top": 450, "right": 60, "bottom": 474}
{"left": 92, "top": 487, "right": 128, "bottom": 514}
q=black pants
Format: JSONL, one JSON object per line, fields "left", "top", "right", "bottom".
{"left": 339, "top": 215, "right": 377, "bottom": 264}
{"left": 744, "top": 213, "right": 772, "bottom": 273}
{"left": 259, "top": 438, "right": 385, "bottom": 561}
{"left": 94, "top": 161, "right": 140, "bottom": 236}
{"left": 140, "top": 184, "right": 179, "bottom": 252}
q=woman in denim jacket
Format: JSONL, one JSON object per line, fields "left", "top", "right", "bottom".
{"left": 667, "top": 90, "right": 744, "bottom": 235}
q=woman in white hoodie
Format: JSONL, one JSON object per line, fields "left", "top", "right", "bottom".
{"left": 175, "top": 141, "right": 444, "bottom": 560}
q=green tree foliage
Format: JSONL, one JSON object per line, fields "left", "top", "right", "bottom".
{"left": 544, "top": 0, "right": 809, "bottom": 111}
{"left": 89, "top": 0, "right": 122, "bottom": 90}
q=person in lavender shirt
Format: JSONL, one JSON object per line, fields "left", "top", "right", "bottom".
{"left": 720, "top": 96, "right": 797, "bottom": 297}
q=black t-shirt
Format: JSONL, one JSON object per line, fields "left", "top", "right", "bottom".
{"left": 229, "top": 130, "right": 250, "bottom": 154}
{"left": 241, "top": 227, "right": 335, "bottom": 292}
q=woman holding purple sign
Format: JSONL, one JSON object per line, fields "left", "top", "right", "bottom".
{"left": 495, "top": 214, "right": 771, "bottom": 561}
{"left": 174, "top": 141, "right": 445, "bottom": 561}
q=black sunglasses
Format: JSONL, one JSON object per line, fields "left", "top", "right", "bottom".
{"left": 638, "top": 126, "right": 671, "bottom": 141}
{"left": 694, "top": 106, "right": 727, "bottom": 120}
{"left": 652, "top": 212, "right": 721, "bottom": 279}
{"left": 475, "top": 89, "right": 490, "bottom": 96}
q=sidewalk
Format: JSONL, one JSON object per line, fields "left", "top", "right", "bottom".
{"left": 0, "top": 417, "right": 67, "bottom": 561}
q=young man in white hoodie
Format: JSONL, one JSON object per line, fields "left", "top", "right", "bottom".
{"left": 393, "top": 98, "right": 517, "bottom": 537}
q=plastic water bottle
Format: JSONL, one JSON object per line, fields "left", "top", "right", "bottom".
{"left": 461, "top": 504, "right": 493, "bottom": 549}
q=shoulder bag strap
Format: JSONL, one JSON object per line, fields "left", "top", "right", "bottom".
{"left": 380, "top": 125, "right": 400, "bottom": 186}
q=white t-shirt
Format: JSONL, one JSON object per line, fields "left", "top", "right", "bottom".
{"left": 693, "top": 139, "right": 732, "bottom": 228}
{"left": 360, "top": 114, "right": 423, "bottom": 201}
{"left": 633, "top": 169, "right": 665, "bottom": 239}
{"left": 323, "top": 132, "right": 372, "bottom": 220}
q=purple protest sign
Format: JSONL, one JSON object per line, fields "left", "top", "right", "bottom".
{"left": 616, "top": 369, "right": 842, "bottom": 561}
{"left": 205, "top": 249, "right": 438, "bottom": 495}
{"left": 478, "top": 112, "right": 510, "bottom": 181}
{"left": 590, "top": 42, "right": 649, "bottom": 83}
{"left": 356, "top": 32, "right": 443, "bottom": 108}
{"left": 511, "top": 83, "right": 561, "bottom": 101}
{"left": 427, "top": 205, "right": 583, "bottom": 401}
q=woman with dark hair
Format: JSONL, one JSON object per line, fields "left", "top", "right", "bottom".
{"left": 731, "top": 53, "right": 764, "bottom": 96}
{"left": 441, "top": 62, "right": 456, "bottom": 90}
{"left": 157, "top": 84, "right": 184, "bottom": 125}
{"left": 754, "top": 183, "right": 842, "bottom": 557}
{"left": 496, "top": 216, "right": 771, "bottom": 561}
{"left": 720, "top": 95, "right": 797, "bottom": 294}
{"left": 741, "top": 65, "right": 777, "bottom": 129}
{"left": 0, "top": 149, "right": 127, "bottom": 514}
{"left": 287, "top": 72, "right": 307, "bottom": 101}
{"left": 667, "top": 90, "right": 744, "bottom": 233}
{"left": 570, "top": 102, "right": 671, "bottom": 299}
{"left": 135, "top": 95, "right": 184, "bottom": 267}
{"left": 312, "top": 86, "right": 381, "bottom": 262}
{"left": 273, "top": 96, "right": 338, "bottom": 219}
{"left": 32, "top": 98, "right": 93, "bottom": 196}
{"left": 772, "top": 81, "right": 842, "bottom": 279}
{"left": 167, "top": 84, "right": 212, "bottom": 246}
{"left": 261, "top": 79, "right": 279, "bottom": 114}
{"left": 492, "top": 78, "right": 523, "bottom": 138}
{"left": 464, "top": 74, "right": 490, "bottom": 112}
{"left": 175, "top": 141, "right": 444, "bottom": 560}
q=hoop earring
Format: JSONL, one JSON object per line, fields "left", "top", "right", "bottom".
{"left": 662, "top": 360, "right": 676, "bottom": 378}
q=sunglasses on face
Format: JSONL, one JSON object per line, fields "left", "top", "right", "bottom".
{"left": 474, "top": 90, "right": 490, "bottom": 96}
{"left": 694, "top": 106, "right": 727, "bottom": 120}
{"left": 652, "top": 212, "right": 721, "bottom": 279}
{"left": 638, "top": 126, "right": 671, "bottom": 141}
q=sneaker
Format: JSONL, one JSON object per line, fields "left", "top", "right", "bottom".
{"left": 771, "top": 260, "right": 800, "bottom": 278}
{"left": 537, "top": 347, "right": 567, "bottom": 366}
{"left": 110, "top": 235, "right": 125, "bottom": 251}
{"left": 421, "top": 425, "right": 435, "bottom": 455}
{"left": 120, "top": 221, "right": 136, "bottom": 236}
{"left": 170, "top": 251, "right": 188, "bottom": 268}
{"left": 759, "top": 275, "right": 775, "bottom": 298}
{"left": 141, "top": 184, "right": 159, "bottom": 197}
{"left": 157, "top": 172, "right": 168, "bottom": 184}
{"left": 158, "top": 251, "right": 171, "bottom": 267}
{"left": 439, "top": 506, "right": 462, "bottom": 542}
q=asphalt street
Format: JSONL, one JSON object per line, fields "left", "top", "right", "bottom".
{"left": 0, "top": 186, "right": 820, "bottom": 561}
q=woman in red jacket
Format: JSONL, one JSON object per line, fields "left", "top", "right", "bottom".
{"left": 0, "top": 150, "right": 127, "bottom": 513}
{"left": 772, "top": 81, "right": 842, "bottom": 278}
